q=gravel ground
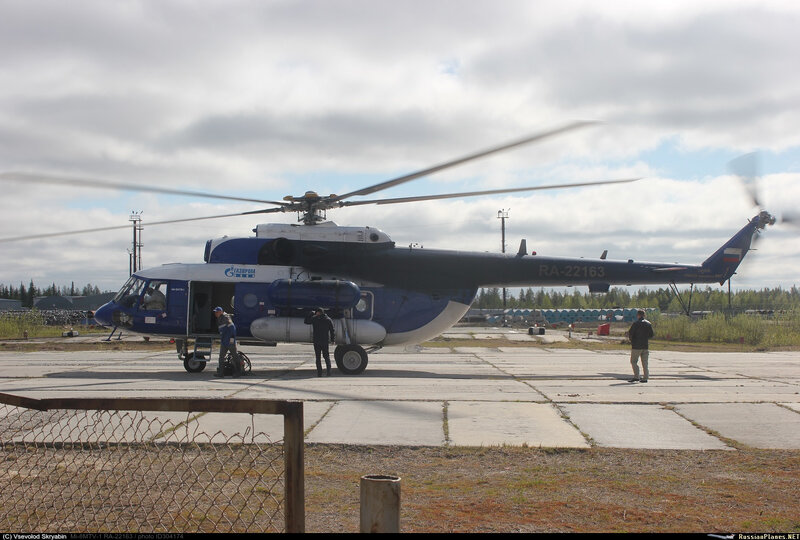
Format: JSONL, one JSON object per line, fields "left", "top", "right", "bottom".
{"left": 303, "top": 445, "right": 800, "bottom": 533}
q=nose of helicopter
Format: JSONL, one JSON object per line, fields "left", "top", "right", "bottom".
{"left": 93, "top": 302, "right": 114, "bottom": 326}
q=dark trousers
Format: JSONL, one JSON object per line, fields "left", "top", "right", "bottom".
{"left": 314, "top": 342, "right": 331, "bottom": 375}
{"left": 218, "top": 342, "right": 240, "bottom": 375}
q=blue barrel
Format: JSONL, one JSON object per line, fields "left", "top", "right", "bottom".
{"left": 267, "top": 279, "right": 361, "bottom": 309}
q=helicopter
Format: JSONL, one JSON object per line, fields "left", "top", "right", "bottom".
{"left": 0, "top": 122, "right": 779, "bottom": 375}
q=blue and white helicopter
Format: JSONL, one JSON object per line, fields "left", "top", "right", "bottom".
{"left": 0, "top": 123, "right": 779, "bottom": 374}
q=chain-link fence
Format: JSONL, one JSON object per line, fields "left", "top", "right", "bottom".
{"left": 0, "top": 393, "right": 304, "bottom": 533}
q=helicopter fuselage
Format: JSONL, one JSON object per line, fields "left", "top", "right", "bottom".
{"left": 93, "top": 213, "right": 770, "bottom": 374}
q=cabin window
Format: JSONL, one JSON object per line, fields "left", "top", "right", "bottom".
{"left": 355, "top": 291, "right": 374, "bottom": 319}
{"left": 143, "top": 281, "right": 168, "bottom": 311}
{"left": 242, "top": 292, "right": 258, "bottom": 309}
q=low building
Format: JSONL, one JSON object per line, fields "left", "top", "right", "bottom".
{"left": 0, "top": 299, "right": 23, "bottom": 311}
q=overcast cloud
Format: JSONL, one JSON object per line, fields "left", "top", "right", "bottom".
{"left": 0, "top": 0, "right": 798, "bottom": 293}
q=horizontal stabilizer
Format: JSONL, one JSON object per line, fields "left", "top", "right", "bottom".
{"left": 651, "top": 267, "right": 690, "bottom": 272}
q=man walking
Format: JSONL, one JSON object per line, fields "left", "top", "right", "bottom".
{"left": 213, "top": 306, "right": 242, "bottom": 378}
{"left": 304, "top": 307, "right": 336, "bottom": 377}
{"left": 628, "top": 309, "right": 654, "bottom": 382}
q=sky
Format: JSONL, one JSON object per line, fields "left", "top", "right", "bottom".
{"left": 1, "top": 0, "right": 799, "bottom": 294}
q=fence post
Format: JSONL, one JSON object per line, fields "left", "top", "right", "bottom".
{"left": 284, "top": 401, "right": 305, "bottom": 533}
{"left": 360, "top": 474, "right": 401, "bottom": 533}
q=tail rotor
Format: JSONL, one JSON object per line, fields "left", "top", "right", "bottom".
{"left": 729, "top": 152, "right": 799, "bottom": 227}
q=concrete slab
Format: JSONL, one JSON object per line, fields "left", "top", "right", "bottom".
{"left": 10, "top": 410, "right": 193, "bottom": 444}
{"left": 186, "top": 401, "right": 331, "bottom": 443}
{"left": 305, "top": 400, "right": 444, "bottom": 446}
{"left": 447, "top": 401, "right": 588, "bottom": 448}
{"left": 535, "top": 378, "right": 800, "bottom": 404}
{"left": 675, "top": 403, "right": 800, "bottom": 449}
{"left": 783, "top": 403, "right": 800, "bottom": 413}
{"left": 505, "top": 333, "right": 540, "bottom": 342}
{"left": 241, "top": 376, "right": 546, "bottom": 403}
{"left": 560, "top": 403, "right": 731, "bottom": 450}
{"left": 0, "top": 345, "right": 798, "bottom": 449}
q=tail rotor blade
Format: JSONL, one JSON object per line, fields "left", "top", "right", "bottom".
{"left": 728, "top": 152, "right": 761, "bottom": 208}
{"left": 780, "top": 211, "right": 800, "bottom": 226}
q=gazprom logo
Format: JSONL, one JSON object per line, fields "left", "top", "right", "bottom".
{"left": 225, "top": 265, "right": 256, "bottom": 279}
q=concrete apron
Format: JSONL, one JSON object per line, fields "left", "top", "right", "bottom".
{"left": 1, "top": 342, "right": 799, "bottom": 449}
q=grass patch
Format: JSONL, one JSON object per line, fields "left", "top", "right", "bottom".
{"left": 303, "top": 445, "right": 800, "bottom": 533}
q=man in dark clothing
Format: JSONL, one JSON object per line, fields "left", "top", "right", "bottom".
{"left": 304, "top": 307, "right": 336, "bottom": 377}
{"left": 627, "top": 309, "right": 654, "bottom": 382}
{"left": 213, "top": 306, "right": 242, "bottom": 378}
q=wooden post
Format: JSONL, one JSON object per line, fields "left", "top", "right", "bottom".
{"left": 284, "top": 402, "right": 305, "bottom": 533}
{"left": 360, "top": 474, "right": 401, "bottom": 533}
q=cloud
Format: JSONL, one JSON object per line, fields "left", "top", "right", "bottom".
{"left": 0, "top": 0, "right": 798, "bottom": 293}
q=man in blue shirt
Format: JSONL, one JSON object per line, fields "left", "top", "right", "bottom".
{"left": 213, "top": 306, "right": 242, "bottom": 378}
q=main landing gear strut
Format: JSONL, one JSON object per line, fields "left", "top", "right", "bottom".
{"left": 669, "top": 282, "right": 694, "bottom": 316}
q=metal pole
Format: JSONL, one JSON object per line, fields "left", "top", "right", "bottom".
{"left": 497, "top": 209, "right": 509, "bottom": 319}
{"left": 360, "top": 475, "right": 401, "bottom": 533}
{"left": 728, "top": 279, "right": 732, "bottom": 311}
{"left": 130, "top": 212, "right": 142, "bottom": 273}
{"left": 131, "top": 215, "right": 137, "bottom": 274}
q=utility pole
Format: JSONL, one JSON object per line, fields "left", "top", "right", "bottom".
{"left": 497, "top": 209, "right": 509, "bottom": 323}
{"left": 129, "top": 211, "right": 143, "bottom": 276}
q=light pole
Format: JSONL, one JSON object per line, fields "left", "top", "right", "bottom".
{"left": 129, "top": 211, "right": 143, "bottom": 275}
{"left": 497, "top": 209, "right": 509, "bottom": 323}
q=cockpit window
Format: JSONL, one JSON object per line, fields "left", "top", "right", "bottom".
{"left": 113, "top": 276, "right": 136, "bottom": 303}
{"left": 114, "top": 276, "right": 147, "bottom": 308}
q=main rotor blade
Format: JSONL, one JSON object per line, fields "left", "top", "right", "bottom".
{"left": 338, "top": 177, "right": 640, "bottom": 207}
{"left": 329, "top": 121, "right": 599, "bottom": 203}
{"left": 0, "top": 211, "right": 272, "bottom": 243}
{"left": 0, "top": 172, "right": 290, "bottom": 207}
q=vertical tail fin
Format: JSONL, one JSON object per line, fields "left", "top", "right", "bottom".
{"left": 701, "top": 211, "right": 775, "bottom": 283}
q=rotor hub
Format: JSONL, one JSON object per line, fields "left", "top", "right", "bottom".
{"left": 757, "top": 210, "right": 776, "bottom": 229}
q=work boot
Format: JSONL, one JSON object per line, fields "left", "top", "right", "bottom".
{"left": 214, "top": 369, "right": 224, "bottom": 378}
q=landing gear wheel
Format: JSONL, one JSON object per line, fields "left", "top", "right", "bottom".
{"left": 183, "top": 353, "right": 207, "bottom": 373}
{"left": 334, "top": 344, "right": 368, "bottom": 375}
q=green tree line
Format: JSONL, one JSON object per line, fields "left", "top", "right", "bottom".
{"left": 475, "top": 286, "right": 800, "bottom": 312}
{"left": 0, "top": 281, "right": 106, "bottom": 308}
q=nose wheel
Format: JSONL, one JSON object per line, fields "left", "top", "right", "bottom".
{"left": 334, "top": 344, "right": 369, "bottom": 375}
{"left": 183, "top": 353, "right": 207, "bottom": 373}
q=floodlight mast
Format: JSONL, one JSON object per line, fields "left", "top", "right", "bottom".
{"left": 498, "top": 208, "right": 509, "bottom": 321}
{"left": 129, "top": 211, "right": 143, "bottom": 275}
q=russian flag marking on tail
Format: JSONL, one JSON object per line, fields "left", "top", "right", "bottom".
{"left": 723, "top": 247, "right": 743, "bottom": 263}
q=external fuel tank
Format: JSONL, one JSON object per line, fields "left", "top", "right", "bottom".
{"left": 250, "top": 316, "right": 386, "bottom": 344}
